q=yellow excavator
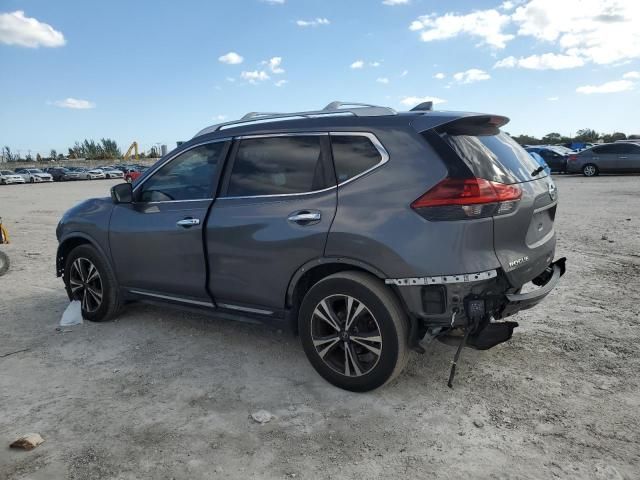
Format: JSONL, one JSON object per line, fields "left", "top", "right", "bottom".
{"left": 123, "top": 141, "right": 139, "bottom": 162}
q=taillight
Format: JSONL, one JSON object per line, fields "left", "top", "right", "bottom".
{"left": 411, "top": 177, "right": 522, "bottom": 221}
{"left": 568, "top": 154, "right": 578, "bottom": 162}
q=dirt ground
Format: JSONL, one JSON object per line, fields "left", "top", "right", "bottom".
{"left": 1, "top": 175, "right": 638, "bottom": 480}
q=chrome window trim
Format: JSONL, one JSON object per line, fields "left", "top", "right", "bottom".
{"left": 132, "top": 137, "right": 231, "bottom": 197}
{"left": 218, "top": 131, "right": 389, "bottom": 200}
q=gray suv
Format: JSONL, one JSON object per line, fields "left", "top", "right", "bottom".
{"left": 56, "top": 101, "right": 565, "bottom": 391}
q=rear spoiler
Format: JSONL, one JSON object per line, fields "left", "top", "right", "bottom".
{"left": 411, "top": 113, "right": 510, "bottom": 136}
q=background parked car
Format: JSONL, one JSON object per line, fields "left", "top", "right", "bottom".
{"left": 567, "top": 142, "right": 640, "bottom": 176}
{"left": 15, "top": 168, "right": 53, "bottom": 183}
{"left": 95, "top": 167, "right": 125, "bottom": 179}
{"left": 0, "top": 170, "right": 26, "bottom": 184}
{"left": 525, "top": 146, "right": 569, "bottom": 173}
{"left": 73, "top": 168, "right": 107, "bottom": 180}
{"left": 46, "top": 167, "right": 82, "bottom": 182}
{"left": 124, "top": 167, "right": 148, "bottom": 183}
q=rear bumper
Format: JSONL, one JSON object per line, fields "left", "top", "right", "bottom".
{"left": 499, "top": 257, "right": 566, "bottom": 317}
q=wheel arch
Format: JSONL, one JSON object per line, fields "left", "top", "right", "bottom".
{"left": 56, "top": 233, "right": 109, "bottom": 277}
{"left": 285, "top": 257, "right": 416, "bottom": 340}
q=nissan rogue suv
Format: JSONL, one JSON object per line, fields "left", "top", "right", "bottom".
{"left": 56, "top": 101, "right": 565, "bottom": 391}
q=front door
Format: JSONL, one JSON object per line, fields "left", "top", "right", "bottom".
{"left": 109, "top": 140, "right": 229, "bottom": 302}
{"left": 206, "top": 134, "right": 337, "bottom": 314}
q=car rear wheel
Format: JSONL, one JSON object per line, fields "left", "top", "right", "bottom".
{"left": 63, "top": 244, "right": 121, "bottom": 322}
{"left": 299, "top": 271, "right": 409, "bottom": 392}
{"left": 582, "top": 164, "right": 598, "bottom": 177}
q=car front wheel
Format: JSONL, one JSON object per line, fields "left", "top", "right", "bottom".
{"left": 63, "top": 244, "right": 121, "bottom": 321}
{"left": 299, "top": 271, "right": 409, "bottom": 392}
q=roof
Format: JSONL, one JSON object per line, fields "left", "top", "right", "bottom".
{"left": 191, "top": 101, "right": 508, "bottom": 140}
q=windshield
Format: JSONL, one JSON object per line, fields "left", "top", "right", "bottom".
{"left": 443, "top": 132, "right": 547, "bottom": 184}
{"left": 29, "top": 169, "right": 43, "bottom": 173}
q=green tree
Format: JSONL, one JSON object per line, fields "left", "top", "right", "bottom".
{"left": 542, "top": 132, "right": 563, "bottom": 144}
{"left": 574, "top": 129, "right": 599, "bottom": 143}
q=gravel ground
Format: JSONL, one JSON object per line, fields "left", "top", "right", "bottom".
{"left": 0, "top": 175, "right": 638, "bottom": 479}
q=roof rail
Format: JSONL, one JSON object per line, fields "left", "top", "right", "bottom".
{"left": 193, "top": 101, "right": 397, "bottom": 138}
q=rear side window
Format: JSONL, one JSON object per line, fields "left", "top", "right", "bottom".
{"left": 227, "top": 136, "right": 329, "bottom": 196}
{"left": 330, "top": 135, "right": 382, "bottom": 183}
{"left": 442, "top": 132, "right": 544, "bottom": 184}
{"left": 591, "top": 144, "right": 626, "bottom": 154}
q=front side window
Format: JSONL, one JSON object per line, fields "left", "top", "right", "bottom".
{"left": 227, "top": 136, "right": 328, "bottom": 196}
{"left": 331, "top": 135, "right": 383, "bottom": 183}
{"left": 138, "top": 142, "right": 225, "bottom": 202}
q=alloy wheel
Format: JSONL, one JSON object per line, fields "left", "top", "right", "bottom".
{"left": 583, "top": 165, "right": 597, "bottom": 176}
{"left": 311, "top": 294, "right": 382, "bottom": 377}
{"left": 69, "top": 257, "right": 103, "bottom": 313}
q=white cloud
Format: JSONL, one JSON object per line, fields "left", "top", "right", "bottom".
{"left": 511, "top": 0, "right": 640, "bottom": 65}
{"left": 623, "top": 71, "right": 640, "bottom": 79}
{"left": 400, "top": 96, "right": 447, "bottom": 107}
{"left": 576, "top": 79, "right": 635, "bottom": 94}
{"left": 261, "top": 0, "right": 285, "bottom": 4}
{"left": 262, "top": 56, "right": 285, "bottom": 74}
{"left": 241, "top": 70, "right": 270, "bottom": 84}
{"left": 214, "top": 114, "right": 228, "bottom": 121}
{"left": 409, "top": 9, "right": 514, "bottom": 48}
{"left": 494, "top": 53, "right": 585, "bottom": 70}
{"left": 296, "top": 18, "right": 330, "bottom": 27}
{"left": 51, "top": 98, "right": 95, "bottom": 109}
{"left": 409, "top": 1, "right": 640, "bottom": 67}
{"left": 369, "top": 61, "right": 381, "bottom": 67}
{"left": 218, "top": 52, "right": 244, "bottom": 64}
{"left": 547, "top": 96, "right": 559, "bottom": 101}
{"left": 453, "top": 68, "right": 491, "bottom": 84}
{"left": 0, "top": 10, "right": 65, "bottom": 48}
{"left": 377, "top": 77, "right": 389, "bottom": 84}
{"left": 226, "top": 77, "right": 236, "bottom": 82}
{"left": 350, "top": 60, "right": 365, "bottom": 69}
{"left": 400, "top": 70, "right": 409, "bottom": 77}
{"left": 383, "top": 0, "right": 410, "bottom": 5}
{"left": 274, "top": 79, "right": 288, "bottom": 87}
{"left": 433, "top": 72, "right": 446, "bottom": 79}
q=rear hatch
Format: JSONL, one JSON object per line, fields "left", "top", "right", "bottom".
{"left": 420, "top": 116, "right": 558, "bottom": 287}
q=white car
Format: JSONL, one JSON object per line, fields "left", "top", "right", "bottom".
{"left": 96, "top": 167, "right": 124, "bottom": 179}
{"left": 16, "top": 168, "right": 53, "bottom": 183}
{"left": 77, "top": 168, "right": 106, "bottom": 180}
{"left": 0, "top": 170, "right": 26, "bottom": 184}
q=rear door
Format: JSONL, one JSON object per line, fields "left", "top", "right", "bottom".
{"left": 109, "top": 140, "right": 229, "bottom": 303}
{"left": 205, "top": 133, "right": 336, "bottom": 315}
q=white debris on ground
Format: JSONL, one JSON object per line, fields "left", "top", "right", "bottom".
{"left": 59, "top": 300, "right": 83, "bottom": 326}
{"left": 10, "top": 433, "right": 44, "bottom": 450}
{"left": 250, "top": 410, "right": 274, "bottom": 424}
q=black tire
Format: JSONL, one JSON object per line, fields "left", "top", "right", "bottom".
{"left": 63, "top": 244, "right": 121, "bottom": 322}
{"left": 0, "top": 251, "right": 9, "bottom": 276}
{"left": 298, "top": 271, "right": 409, "bottom": 392}
{"left": 582, "top": 164, "right": 599, "bottom": 177}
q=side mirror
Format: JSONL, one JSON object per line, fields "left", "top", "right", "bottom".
{"left": 111, "top": 182, "right": 133, "bottom": 204}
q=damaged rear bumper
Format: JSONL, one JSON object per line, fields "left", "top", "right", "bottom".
{"left": 499, "top": 257, "right": 566, "bottom": 318}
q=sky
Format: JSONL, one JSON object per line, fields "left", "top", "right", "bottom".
{"left": 1, "top": 0, "right": 639, "bottom": 155}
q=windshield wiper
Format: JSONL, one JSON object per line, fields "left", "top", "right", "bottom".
{"left": 531, "top": 166, "right": 545, "bottom": 177}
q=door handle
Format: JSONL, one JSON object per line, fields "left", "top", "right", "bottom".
{"left": 288, "top": 211, "right": 321, "bottom": 224}
{"left": 176, "top": 218, "right": 200, "bottom": 228}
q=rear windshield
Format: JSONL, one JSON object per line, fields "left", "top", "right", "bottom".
{"left": 443, "top": 132, "right": 547, "bottom": 184}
